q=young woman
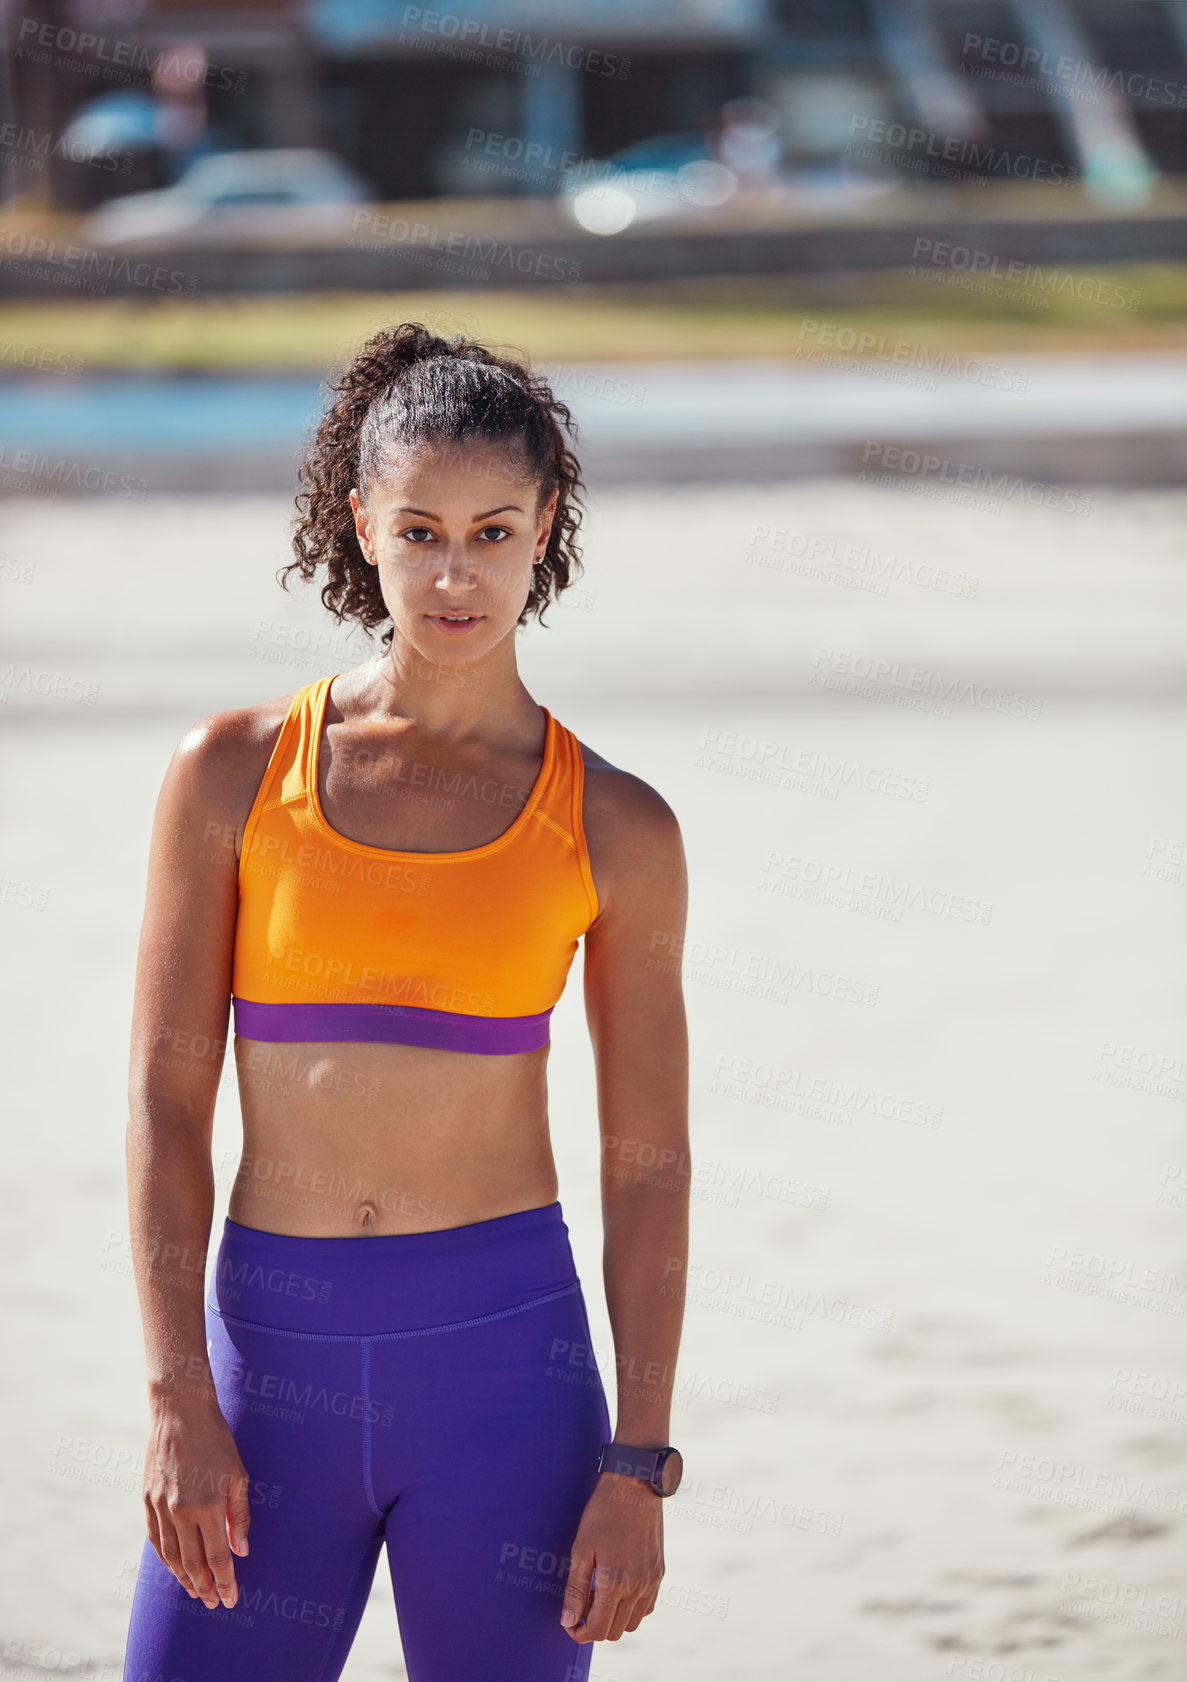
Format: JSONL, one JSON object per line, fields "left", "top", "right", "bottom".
{"left": 121, "top": 322, "right": 689, "bottom": 1682}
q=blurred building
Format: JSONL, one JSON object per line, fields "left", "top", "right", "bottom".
{"left": 9, "top": 0, "right": 1187, "bottom": 207}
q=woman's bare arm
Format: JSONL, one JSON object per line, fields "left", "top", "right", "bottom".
{"left": 561, "top": 762, "right": 690, "bottom": 1645}
{"left": 126, "top": 703, "right": 283, "bottom": 1609}
{"left": 585, "top": 776, "right": 689, "bottom": 1449}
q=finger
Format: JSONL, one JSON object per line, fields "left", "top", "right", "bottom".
{"left": 155, "top": 1510, "right": 199, "bottom": 1599}
{"left": 225, "top": 1474, "right": 252, "bottom": 1558}
{"left": 605, "top": 1594, "right": 638, "bottom": 1641}
{"left": 176, "top": 1518, "right": 219, "bottom": 1608}
{"left": 624, "top": 1587, "right": 657, "bottom": 1631}
{"left": 198, "top": 1509, "right": 239, "bottom": 1609}
{"left": 582, "top": 1580, "right": 628, "bottom": 1643}
{"left": 560, "top": 1551, "right": 594, "bottom": 1633}
{"left": 142, "top": 1496, "right": 162, "bottom": 1559}
{"left": 637, "top": 1573, "right": 662, "bottom": 1616}
{"left": 145, "top": 1501, "right": 194, "bottom": 1596}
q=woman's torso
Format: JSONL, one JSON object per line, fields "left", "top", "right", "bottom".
{"left": 224, "top": 671, "right": 603, "bottom": 1237}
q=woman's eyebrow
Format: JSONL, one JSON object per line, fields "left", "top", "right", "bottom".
{"left": 394, "top": 504, "right": 525, "bottom": 519}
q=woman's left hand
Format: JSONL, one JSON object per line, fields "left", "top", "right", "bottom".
{"left": 560, "top": 1474, "right": 665, "bottom": 1643}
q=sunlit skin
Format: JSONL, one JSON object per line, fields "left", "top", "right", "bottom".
{"left": 350, "top": 438, "right": 558, "bottom": 674}
{"left": 126, "top": 438, "right": 689, "bottom": 1649}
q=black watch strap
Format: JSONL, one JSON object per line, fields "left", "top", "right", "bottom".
{"left": 597, "top": 1441, "right": 681, "bottom": 1496}
{"left": 598, "top": 1442, "right": 664, "bottom": 1483}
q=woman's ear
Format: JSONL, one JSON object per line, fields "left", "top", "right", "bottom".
{"left": 349, "top": 488, "right": 374, "bottom": 563}
{"left": 537, "top": 487, "right": 560, "bottom": 547}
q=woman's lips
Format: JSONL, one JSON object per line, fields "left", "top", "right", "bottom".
{"left": 426, "top": 613, "right": 484, "bottom": 635}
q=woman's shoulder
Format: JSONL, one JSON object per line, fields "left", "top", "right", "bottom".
{"left": 573, "top": 734, "right": 685, "bottom": 913}
{"left": 576, "top": 736, "right": 679, "bottom": 832}
{"left": 160, "top": 685, "right": 309, "bottom": 825}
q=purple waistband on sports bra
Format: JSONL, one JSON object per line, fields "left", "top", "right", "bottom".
{"left": 231, "top": 996, "right": 553, "bottom": 1056}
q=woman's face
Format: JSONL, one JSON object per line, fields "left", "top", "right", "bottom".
{"left": 349, "top": 441, "right": 558, "bottom": 667}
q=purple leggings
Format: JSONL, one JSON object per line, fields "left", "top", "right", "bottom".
{"left": 122, "top": 1201, "right": 611, "bottom": 1682}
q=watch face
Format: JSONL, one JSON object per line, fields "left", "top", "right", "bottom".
{"left": 658, "top": 1448, "right": 683, "bottom": 1497}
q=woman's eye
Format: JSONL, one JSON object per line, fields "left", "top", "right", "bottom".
{"left": 399, "top": 526, "right": 511, "bottom": 543}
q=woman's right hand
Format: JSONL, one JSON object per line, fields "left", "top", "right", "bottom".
{"left": 142, "top": 1398, "right": 251, "bottom": 1610}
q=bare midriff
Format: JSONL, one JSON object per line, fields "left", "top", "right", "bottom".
{"left": 227, "top": 1037, "right": 557, "bottom": 1236}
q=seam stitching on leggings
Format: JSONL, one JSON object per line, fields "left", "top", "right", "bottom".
{"left": 359, "top": 1340, "right": 384, "bottom": 1519}
{"left": 205, "top": 1279, "right": 581, "bottom": 1343}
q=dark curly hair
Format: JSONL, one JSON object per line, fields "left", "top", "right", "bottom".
{"left": 281, "top": 321, "right": 586, "bottom": 639}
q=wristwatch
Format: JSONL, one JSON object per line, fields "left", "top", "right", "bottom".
{"left": 597, "top": 1441, "right": 683, "bottom": 1498}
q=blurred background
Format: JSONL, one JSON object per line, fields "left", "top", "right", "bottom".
{"left": 2, "top": 2, "right": 1185, "bottom": 1680}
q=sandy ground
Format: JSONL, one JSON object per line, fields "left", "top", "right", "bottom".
{"left": 1, "top": 475, "right": 1185, "bottom": 1682}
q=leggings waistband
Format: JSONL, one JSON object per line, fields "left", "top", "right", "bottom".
{"left": 209, "top": 1201, "right": 579, "bottom": 1336}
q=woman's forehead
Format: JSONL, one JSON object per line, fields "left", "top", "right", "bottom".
{"left": 367, "top": 442, "right": 543, "bottom": 506}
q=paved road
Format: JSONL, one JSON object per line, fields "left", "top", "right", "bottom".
{"left": 1, "top": 473, "right": 1184, "bottom": 1680}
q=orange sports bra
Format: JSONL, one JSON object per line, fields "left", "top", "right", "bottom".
{"left": 230, "top": 674, "right": 599, "bottom": 1055}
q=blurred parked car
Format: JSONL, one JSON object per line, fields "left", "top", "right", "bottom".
{"left": 560, "top": 131, "right": 738, "bottom": 235}
{"left": 559, "top": 125, "right": 896, "bottom": 235}
{"left": 81, "top": 149, "right": 374, "bottom": 247}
